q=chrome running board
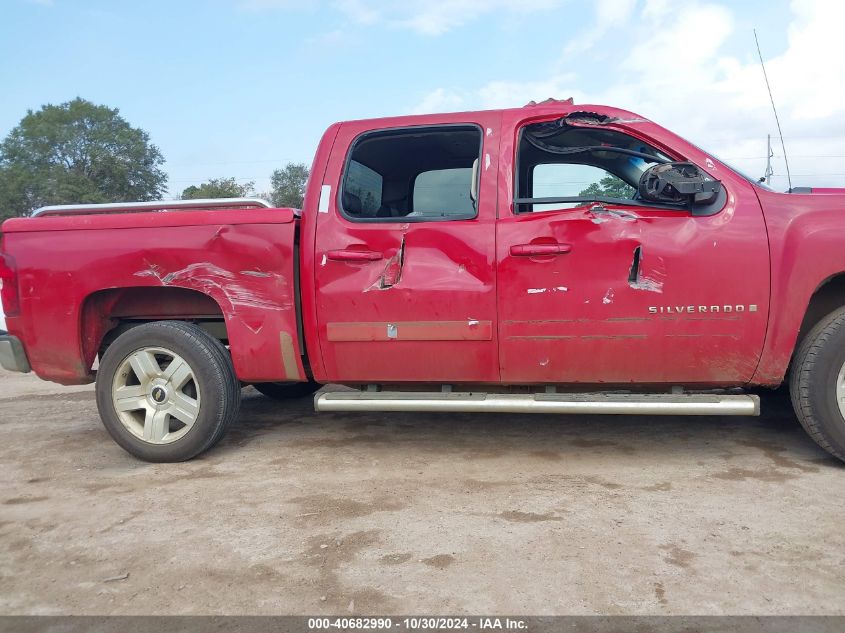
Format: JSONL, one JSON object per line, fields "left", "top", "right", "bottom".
{"left": 315, "top": 391, "right": 760, "bottom": 416}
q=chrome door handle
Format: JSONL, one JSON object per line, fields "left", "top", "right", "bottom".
{"left": 510, "top": 243, "right": 572, "bottom": 256}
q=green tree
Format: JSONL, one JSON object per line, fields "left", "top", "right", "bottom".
{"left": 579, "top": 175, "right": 635, "bottom": 199}
{"left": 181, "top": 177, "right": 255, "bottom": 200}
{"left": 0, "top": 98, "right": 167, "bottom": 219}
{"left": 269, "top": 162, "right": 309, "bottom": 208}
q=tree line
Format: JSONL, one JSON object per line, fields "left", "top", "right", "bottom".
{"left": 0, "top": 98, "right": 309, "bottom": 220}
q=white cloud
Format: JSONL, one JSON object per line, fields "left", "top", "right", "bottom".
{"left": 334, "top": 0, "right": 565, "bottom": 36}
{"left": 238, "top": 0, "right": 565, "bottom": 34}
{"left": 411, "top": 88, "right": 465, "bottom": 114}
{"left": 409, "top": 0, "right": 845, "bottom": 188}
{"left": 478, "top": 73, "right": 581, "bottom": 109}
{"left": 303, "top": 28, "right": 357, "bottom": 51}
{"left": 237, "top": 0, "right": 315, "bottom": 10}
{"left": 563, "top": 0, "right": 638, "bottom": 56}
{"left": 332, "top": 0, "right": 380, "bottom": 25}
{"left": 411, "top": 74, "right": 581, "bottom": 114}
{"left": 762, "top": 0, "right": 845, "bottom": 121}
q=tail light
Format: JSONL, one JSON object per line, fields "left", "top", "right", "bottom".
{"left": 0, "top": 252, "right": 20, "bottom": 317}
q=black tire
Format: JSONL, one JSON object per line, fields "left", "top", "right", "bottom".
{"left": 252, "top": 381, "right": 321, "bottom": 400}
{"left": 95, "top": 321, "right": 240, "bottom": 462}
{"left": 789, "top": 306, "right": 845, "bottom": 462}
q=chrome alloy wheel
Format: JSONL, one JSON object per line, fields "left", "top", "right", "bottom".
{"left": 838, "top": 361, "right": 845, "bottom": 421}
{"left": 111, "top": 347, "right": 201, "bottom": 444}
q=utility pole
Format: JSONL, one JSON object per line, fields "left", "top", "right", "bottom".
{"left": 764, "top": 134, "right": 774, "bottom": 185}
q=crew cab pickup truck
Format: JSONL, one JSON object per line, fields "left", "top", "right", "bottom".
{"left": 3, "top": 99, "right": 845, "bottom": 463}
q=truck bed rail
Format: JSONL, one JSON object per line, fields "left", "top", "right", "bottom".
{"left": 32, "top": 198, "right": 273, "bottom": 217}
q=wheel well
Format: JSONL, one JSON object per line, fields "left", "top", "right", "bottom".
{"left": 797, "top": 273, "right": 845, "bottom": 346}
{"left": 81, "top": 286, "right": 227, "bottom": 369}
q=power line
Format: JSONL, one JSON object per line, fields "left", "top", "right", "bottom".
{"left": 768, "top": 173, "right": 845, "bottom": 177}
{"left": 755, "top": 28, "right": 792, "bottom": 191}
{"left": 164, "top": 158, "right": 302, "bottom": 167}
{"left": 722, "top": 155, "right": 845, "bottom": 160}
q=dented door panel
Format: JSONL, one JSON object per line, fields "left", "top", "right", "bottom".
{"left": 312, "top": 114, "right": 501, "bottom": 383}
{"left": 496, "top": 113, "right": 771, "bottom": 385}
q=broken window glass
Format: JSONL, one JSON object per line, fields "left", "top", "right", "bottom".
{"left": 341, "top": 126, "right": 481, "bottom": 222}
{"left": 515, "top": 120, "right": 671, "bottom": 213}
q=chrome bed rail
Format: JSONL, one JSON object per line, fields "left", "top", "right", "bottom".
{"left": 32, "top": 198, "right": 273, "bottom": 217}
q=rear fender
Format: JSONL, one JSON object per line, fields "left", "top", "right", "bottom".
{"left": 2, "top": 209, "right": 304, "bottom": 384}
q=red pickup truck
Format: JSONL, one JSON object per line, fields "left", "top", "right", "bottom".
{"left": 2, "top": 100, "right": 845, "bottom": 463}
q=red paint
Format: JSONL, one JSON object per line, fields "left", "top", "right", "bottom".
{"left": 306, "top": 111, "right": 501, "bottom": 384}
{"left": 750, "top": 188, "right": 845, "bottom": 384}
{"left": 2, "top": 103, "right": 844, "bottom": 390}
{"left": 2, "top": 208, "right": 302, "bottom": 384}
{"left": 495, "top": 108, "right": 769, "bottom": 385}
{"left": 0, "top": 251, "right": 20, "bottom": 316}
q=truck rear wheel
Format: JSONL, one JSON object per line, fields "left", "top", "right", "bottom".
{"left": 95, "top": 321, "right": 240, "bottom": 462}
{"left": 252, "top": 381, "right": 321, "bottom": 400}
{"left": 790, "top": 306, "right": 845, "bottom": 462}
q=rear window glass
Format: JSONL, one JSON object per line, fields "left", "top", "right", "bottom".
{"left": 413, "top": 168, "right": 475, "bottom": 217}
{"left": 343, "top": 160, "right": 383, "bottom": 216}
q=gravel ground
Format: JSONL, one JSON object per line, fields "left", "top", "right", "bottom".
{"left": 0, "top": 369, "right": 843, "bottom": 615}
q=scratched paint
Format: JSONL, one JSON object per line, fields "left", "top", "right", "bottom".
{"left": 589, "top": 206, "right": 638, "bottom": 224}
{"left": 629, "top": 253, "right": 666, "bottom": 294}
{"left": 364, "top": 249, "right": 404, "bottom": 292}
{"left": 603, "top": 288, "right": 615, "bottom": 305}
{"left": 135, "top": 262, "right": 288, "bottom": 312}
{"left": 629, "top": 277, "right": 664, "bottom": 293}
{"left": 528, "top": 286, "right": 567, "bottom": 295}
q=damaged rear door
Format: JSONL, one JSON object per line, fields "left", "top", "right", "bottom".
{"left": 496, "top": 111, "right": 770, "bottom": 385}
{"left": 313, "top": 115, "right": 500, "bottom": 383}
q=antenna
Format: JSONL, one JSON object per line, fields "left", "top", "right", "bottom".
{"left": 754, "top": 29, "right": 792, "bottom": 191}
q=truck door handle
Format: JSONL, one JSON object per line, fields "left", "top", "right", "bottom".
{"left": 326, "top": 249, "right": 383, "bottom": 262}
{"left": 510, "top": 243, "right": 572, "bottom": 257}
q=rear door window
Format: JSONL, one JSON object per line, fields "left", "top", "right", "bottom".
{"left": 413, "top": 167, "right": 475, "bottom": 217}
{"left": 343, "top": 160, "right": 383, "bottom": 216}
{"left": 340, "top": 125, "right": 481, "bottom": 222}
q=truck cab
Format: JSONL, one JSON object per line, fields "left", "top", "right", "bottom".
{"left": 303, "top": 102, "right": 768, "bottom": 387}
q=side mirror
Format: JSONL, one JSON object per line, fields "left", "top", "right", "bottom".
{"left": 638, "top": 162, "right": 721, "bottom": 206}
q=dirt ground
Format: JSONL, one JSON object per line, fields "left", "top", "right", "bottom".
{"left": 0, "top": 369, "right": 843, "bottom": 616}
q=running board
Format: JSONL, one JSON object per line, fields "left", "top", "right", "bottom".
{"left": 315, "top": 392, "right": 760, "bottom": 416}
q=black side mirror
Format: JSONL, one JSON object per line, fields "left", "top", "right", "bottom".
{"left": 638, "top": 162, "right": 722, "bottom": 206}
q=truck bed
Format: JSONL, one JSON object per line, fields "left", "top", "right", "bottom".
{"left": 1, "top": 205, "right": 304, "bottom": 385}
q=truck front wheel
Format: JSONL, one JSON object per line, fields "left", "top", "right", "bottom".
{"left": 790, "top": 306, "right": 845, "bottom": 462}
{"left": 95, "top": 321, "right": 240, "bottom": 462}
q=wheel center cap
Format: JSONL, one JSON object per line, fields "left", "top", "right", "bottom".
{"left": 151, "top": 386, "right": 169, "bottom": 404}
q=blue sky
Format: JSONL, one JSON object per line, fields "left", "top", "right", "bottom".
{"left": 1, "top": 0, "right": 843, "bottom": 198}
